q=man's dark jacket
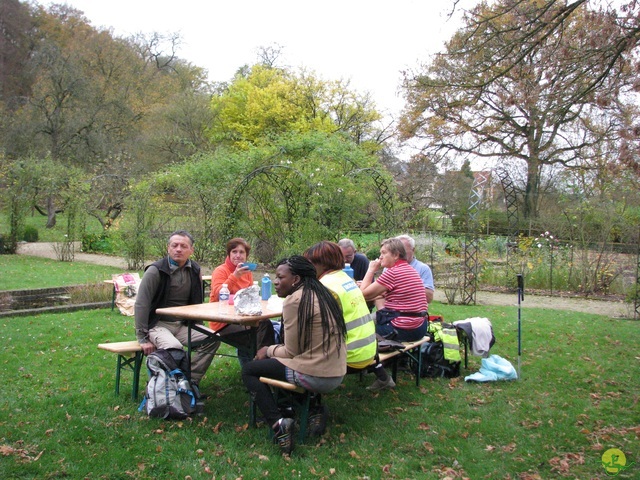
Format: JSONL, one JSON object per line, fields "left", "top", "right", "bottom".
{"left": 145, "top": 257, "right": 203, "bottom": 327}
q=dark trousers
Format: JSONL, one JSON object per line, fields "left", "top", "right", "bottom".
{"left": 376, "top": 320, "right": 427, "bottom": 342}
{"left": 242, "top": 358, "right": 287, "bottom": 427}
{"left": 217, "top": 318, "right": 276, "bottom": 357}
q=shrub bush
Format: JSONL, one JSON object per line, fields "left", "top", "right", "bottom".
{"left": 22, "top": 225, "right": 39, "bottom": 242}
{"left": 82, "top": 232, "right": 115, "bottom": 254}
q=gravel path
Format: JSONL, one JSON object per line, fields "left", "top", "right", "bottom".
{"left": 17, "top": 241, "right": 129, "bottom": 269}
{"left": 17, "top": 242, "right": 634, "bottom": 319}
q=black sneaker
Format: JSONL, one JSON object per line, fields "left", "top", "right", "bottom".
{"left": 307, "top": 404, "right": 328, "bottom": 437}
{"left": 273, "top": 418, "right": 295, "bottom": 455}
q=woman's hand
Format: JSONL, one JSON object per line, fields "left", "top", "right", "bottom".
{"left": 368, "top": 258, "right": 382, "bottom": 273}
{"left": 255, "top": 346, "right": 269, "bottom": 360}
{"left": 234, "top": 264, "right": 250, "bottom": 278}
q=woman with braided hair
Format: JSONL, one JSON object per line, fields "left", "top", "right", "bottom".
{"left": 241, "top": 255, "right": 347, "bottom": 455}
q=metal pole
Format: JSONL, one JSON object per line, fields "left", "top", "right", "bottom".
{"left": 517, "top": 274, "right": 524, "bottom": 379}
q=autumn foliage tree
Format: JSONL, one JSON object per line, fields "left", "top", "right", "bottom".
{"left": 208, "top": 63, "right": 385, "bottom": 152}
{"left": 399, "top": 0, "right": 640, "bottom": 220}
{"left": 0, "top": 2, "right": 214, "bottom": 228}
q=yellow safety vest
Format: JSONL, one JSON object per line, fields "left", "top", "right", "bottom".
{"left": 321, "top": 271, "right": 377, "bottom": 368}
{"left": 428, "top": 321, "right": 462, "bottom": 362}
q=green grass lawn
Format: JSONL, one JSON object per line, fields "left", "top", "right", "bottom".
{"left": 1, "top": 303, "right": 638, "bottom": 479}
{"left": 0, "top": 255, "right": 133, "bottom": 290}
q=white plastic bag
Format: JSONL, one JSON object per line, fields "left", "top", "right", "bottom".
{"left": 233, "top": 285, "right": 262, "bottom": 315}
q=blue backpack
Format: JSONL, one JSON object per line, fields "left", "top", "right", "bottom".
{"left": 138, "top": 348, "right": 197, "bottom": 419}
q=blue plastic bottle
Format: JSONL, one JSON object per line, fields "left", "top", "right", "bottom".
{"left": 261, "top": 274, "right": 272, "bottom": 300}
{"left": 343, "top": 263, "right": 354, "bottom": 278}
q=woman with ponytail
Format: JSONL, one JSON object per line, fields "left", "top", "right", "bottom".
{"left": 241, "top": 255, "right": 347, "bottom": 455}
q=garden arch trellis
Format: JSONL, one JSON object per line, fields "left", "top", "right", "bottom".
{"left": 225, "top": 164, "right": 313, "bottom": 247}
{"left": 347, "top": 167, "right": 397, "bottom": 234}
{"left": 224, "top": 161, "right": 396, "bottom": 258}
{"left": 461, "top": 167, "right": 640, "bottom": 318}
{"left": 461, "top": 166, "right": 521, "bottom": 305}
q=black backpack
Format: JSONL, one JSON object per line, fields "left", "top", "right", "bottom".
{"left": 415, "top": 341, "right": 461, "bottom": 378}
{"left": 139, "top": 348, "right": 196, "bottom": 419}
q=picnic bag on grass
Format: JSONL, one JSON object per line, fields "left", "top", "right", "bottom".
{"left": 414, "top": 317, "right": 461, "bottom": 378}
{"left": 415, "top": 341, "right": 461, "bottom": 378}
{"left": 139, "top": 348, "right": 197, "bottom": 419}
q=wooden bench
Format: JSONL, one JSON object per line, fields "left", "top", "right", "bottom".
{"left": 258, "top": 377, "right": 318, "bottom": 443}
{"left": 97, "top": 341, "right": 144, "bottom": 400}
{"left": 377, "top": 336, "right": 431, "bottom": 387}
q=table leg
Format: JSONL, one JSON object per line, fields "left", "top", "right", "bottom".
{"left": 186, "top": 324, "right": 193, "bottom": 381}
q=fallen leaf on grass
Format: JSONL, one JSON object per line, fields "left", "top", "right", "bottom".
{"left": 501, "top": 442, "right": 517, "bottom": 453}
{"left": 423, "top": 441, "right": 435, "bottom": 453}
{"left": 520, "top": 420, "right": 542, "bottom": 429}
{"left": 418, "top": 422, "right": 430, "bottom": 431}
{"left": 258, "top": 454, "right": 269, "bottom": 461}
{"left": 212, "top": 421, "right": 223, "bottom": 433}
{"left": 549, "top": 452, "right": 584, "bottom": 475}
{"left": 349, "top": 450, "right": 360, "bottom": 459}
{"left": 0, "top": 444, "right": 44, "bottom": 463}
{"left": 235, "top": 423, "right": 248, "bottom": 432}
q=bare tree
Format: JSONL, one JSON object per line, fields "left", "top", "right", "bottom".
{"left": 400, "top": 0, "right": 640, "bottom": 219}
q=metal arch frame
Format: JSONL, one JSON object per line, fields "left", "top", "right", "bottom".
{"left": 226, "top": 164, "right": 313, "bottom": 240}
{"left": 347, "top": 167, "right": 397, "bottom": 233}
{"left": 461, "top": 172, "right": 489, "bottom": 305}
{"left": 495, "top": 166, "right": 522, "bottom": 277}
{"left": 461, "top": 168, "right": 521, "bottom": 305}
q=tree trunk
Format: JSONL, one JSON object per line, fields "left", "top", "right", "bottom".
{"left": 523, "top": 158, "right": 540, "bottom": 220}
{"left": 46, "top": 195, "right": 57, "bottom": 228}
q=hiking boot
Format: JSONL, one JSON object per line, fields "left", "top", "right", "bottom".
{"left": 367, "top": 376, "right": 396, "bottom": 392}
{"left": 307, "top": 404, "right": 328, "bottom": 437}
{"left": 273, "top": 418, "right": 295, "bottom": 455}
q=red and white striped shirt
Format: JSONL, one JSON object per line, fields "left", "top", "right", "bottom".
{"left": 376, "top": 259, "right": 428, "bottom": 329}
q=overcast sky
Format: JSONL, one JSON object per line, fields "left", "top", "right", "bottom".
{"left": 41, "top": 0, "right": 467, "bottom": 120}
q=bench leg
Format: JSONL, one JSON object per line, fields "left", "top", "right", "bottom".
{"left": 132, "top": 351, "right": 143, "bottom": 401}
{"left": 115, "top": 355, "right": 123, "bottom": 396}
{"left": 249, "top": 395, "right": 257, "bottom": 428}
{"left": 115, "top": 352, "right": 144, "bottom": 401}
